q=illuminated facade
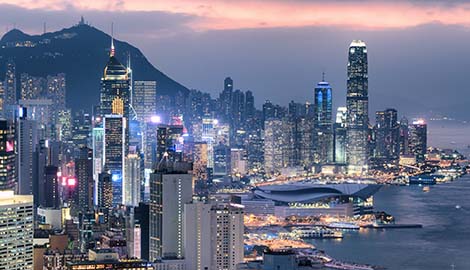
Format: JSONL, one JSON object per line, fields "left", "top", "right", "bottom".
{"left": 103, "top": 115, "right": 126, "bottom": 205}
{"left": 4, "top": 61, "right": 17, "bottom": 118}
{"left": 17, "top": 108, "right": 37, "bottom": 195}
{"left": 374, "top": 109, "right": 399, "bottom": 164}
{"left": 314, "top": 80, "right": 334, "bottom": 163}
{"left": 409, "top": 120, "right": 427, "bottom": 162}
{"left": 133, "top": 80, "right": 157, "bottom": 123}
{"left": 0, "top": 191, "right": 33, "bottom": 270}
{"left": 0, "top": 119, "right": 15, "bottom": 191}
{"left": 346, "top": 40, "right": 369, "bottom": 174}
{"left": 124, "top": 152, "right": 142, "bottom": 207}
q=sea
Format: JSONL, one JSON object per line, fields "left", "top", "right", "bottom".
{"left": 311, "top": 120, "right": 470, "bottom": 270}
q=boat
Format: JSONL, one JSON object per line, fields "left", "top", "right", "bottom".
{"left": 422, "top": 186, "right": 430, "bottom": 192}
{"left": 324, "top": 261, "right": 375, "bottom": 270}
{"left": 327, "top": 222, "right": 360, "bottom": 230}
{"left": 291, "top": 227, "right": 343, "bottom": 239}
{"left": 409, "top": 174, "right": 436, "bottom": 185}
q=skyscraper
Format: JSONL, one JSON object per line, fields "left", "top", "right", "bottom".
{"left": 75, "top": 147, "right": 94, "bottom": 211}
{"left": 314, "top": 79, "right": 334, "bottom": 164}
{"left": 149, "top": 161, "right": 193, "bottom": 261}
{"left": 17, "top": 107, "right": 38, "bottom": 195}
{"left": 156, "top": 124, "right": 184, "bottom": 163}
{"left": 133, "top": 80, "right": 157, "bottom": 123}
{"left": 346, "top": 40, "right": 369, "bottom": 174}
{"left": 334, "top": 107, "right": 347, "bottom": 164}
{"left": 374, "top": 109, "right": 399, "bottom": 164}
{"left": 0, "top": 119, "right": 15, "bottom": 191}
{"left": 124, "top": 150, "right": 142, "bottom": 207}
{"left": 0, "top": 191, "right": 34, "bottom": 270}
{"left": 4, "top": 61, "right": 17, "bottom": 118}
{"left": 399, "top": 116, "right": 409, "bottom": 155}
{"left": 100, "top": 36, "right": 130, "bottom": 154}
{"left": 409, "top": 119, "right": 427, "bottom": 162}
{"left": 103, "top": 115, "right": 126, "bottom": 205}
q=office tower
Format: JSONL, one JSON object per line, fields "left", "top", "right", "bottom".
{"left": 245, "top": 90, "right": 255, "bottom": 120}
{"left": 264, "top": 118, "right": 289, "bottom": 175}
{"left": 124, "top": 149, "right": 142, "bottom": 207}
{"left": 184, "top": 200, "right": 244, "bottom": 270}
{"left": 135, "top": 203, "right": 150, "bottom": 260}
{"left": 72, "top": 110, "right": 92, "bottom": 150}
{"left": 334, "top": 107, "right": 348, "bottom": 164}
{"left": 231, "top": 89, "right": 245, "bottom": 144}
{"left": 75, "top": 147, "right": 93, "bottom": 211}
{"left": 314, "top": 79, "right": 334, "bottom": 163}
{"left": 409, "top": 119, "right": 427, "bottom": 162}
{"left": 17, "top": 107, "right": 38, "bottom": 195}
{"left": 32, "top": 140, "right": 48, "bottom": 206}
{"left": 92, "top": 127, "right": 104, "bottom": 204}
{"left": 133, "top": 80, "right": 156, "bottom": 123}
{"left": 374, "top": 109, "right": 399, "bottom": 164}
{"left": 193, "top": 142, "right": 208, "bottom": 181}
{"left": 149, "top": 161, "right": 193, "bottom": 261}
{"left": 346, "top": 40, "right": 369, "bottom": 174}
{"left": 144, "top": 118, "right": 159, "bottom": 169}
{"left": 292, "top": 116, "right": 315, "bottom": 167}
{"left": 4, "top": 61, "right": 17, "bottom": 118}
{"left": 220, "top": 77, "right": 233, "bottom": 123}
{"left": 97, "top": 172, "right": 113, "bottom": 209}
{"left": 20, "top": 73, "right": 47, "bottom": 100}
{"left": 46, "top": 73, "right": 67, "bottom": 110}
{"left": 0, "top": 119, "right": 15, "bottom": 191}
{"left": 0, "top": 191, "right": 33, "bottom": 270}
{"left": 399, "top": 116, "right": 409, "bottom": 155}
{"left": 213, "top": 144, "right": 230, "bottom": 177}
{"left": 156, "top": 124, "right": 184, "bottom": 163}
{"left": 44, "top": 166, "right": 60, "bottom": 208}
{"left": 246, "top": 130, "right": 264, "bottom": 172}
{"left": 103, "top": 115, "right": 126, "bottom": 205}
{"left": 201, "top": 115, "right": 216, "bottom": 170}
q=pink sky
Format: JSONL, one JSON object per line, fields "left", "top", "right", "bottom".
{"left": 3, "top": 0, "right": 470, "bottom": 30}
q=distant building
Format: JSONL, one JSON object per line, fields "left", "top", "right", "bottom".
{"left": 334, "top": 107, "right": 347, "bottom": 164}
{"left": 133, "top": 80, "right": 157, "bottom": 123}
{"left": 374, "top": 109, "right": 399, "bottom": 165}
{"left": 409, "top": 119, "right": 427, "bottom": 162}
{"left": 399, "top": 116, "right": 409, "bottom": 155}
{"left": 0, "top": 119, "right": 15, "bottom": 191}
{"left": 75, "top": 147, "right": 94, "bottom": 211}
{"left": 346, "top": 40, "right": 369, "bottom": 174}
{"left": 0, "top": 190, "right": 34, "bottom": 270}
{"left": 124, "top": 150, "right": 142, "bottom": 207}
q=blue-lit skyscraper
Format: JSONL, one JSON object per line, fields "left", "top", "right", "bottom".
{"left": 314, "top": 79, "right": 333, "bottom": 163}
{"left": 346, "top": 40, "right": 369, "bottom": 174}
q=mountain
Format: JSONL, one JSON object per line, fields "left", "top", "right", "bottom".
{"left": 0, "top": 23, "right": 189, "bottom": 112}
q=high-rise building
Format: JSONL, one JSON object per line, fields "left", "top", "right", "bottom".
{"left": 0, "top": 119, "right": 15, "bottom": 191}
{"left": 334, "top": 107, "right": 347, "bottom": 164}
{"left": 46, "top": 73, "right": 67, "bottom": 110}
{"left": 75, "top": 147, "right": 94, "bottom": 211}
{"left": 133, "top": 81, "right": 157, "bottom": 123}
{"left": 20, "top": 73, "right": 46, "bottom": 100}
{"left": 346, "top": 40, "right": 369, "bottom": 174}
{"left": 124, "top": 150, "right": 142, "bottom": 207}
{"left": 103, "top": 115, "right": 126, "bottom": 205}
{"left": 314, "top": 80, "right": 334, "bottom": 164}
{"left": 264, "top": 119, "right": 289, "bottom": 175}
{"left": 97, "top": 172, "right": 113, "bottom": 209}
{"left": 0, "top": 191, "right": 33, "bottom": 270}
{"left": 149, "top": 161, "right": 193, "bottom": 261}
{"left": 193, "top": 142, "right": 208, "bottom": 181}
{"left": 44, "top": 166, "right": 60, "bottom": 208}
{"left": 100, "top": 37, "right": 130, "bottom": 154}
{"left": 4, "top": 61, "right": 17, "bottom": 118}
{"left": 156, "top": 124, "right": 184, "bottom": 163}
{"left": 374, "top": 109, "right": 399, "bottom": 164}
{"left": 399, "top": 116, "right": 409, "bottom": 155}
{"left": 184, "top": 200, "right": 244, "bottom": 270}
{"left": 17, "top": 107, "right": 38, "bottom": 195}
{"left": 409, "top": 119, "right": 427, "bottom": 162}
{"left": 92, "top": 127, "right": 104, "bottom": 204}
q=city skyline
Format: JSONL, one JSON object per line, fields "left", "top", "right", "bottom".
{"left": 0, "top": 2, "right": 469, "bottom": 118}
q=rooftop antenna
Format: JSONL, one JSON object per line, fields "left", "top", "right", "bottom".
{"left": 43, "top": 22, "right": 46, "bottom": 34}
{"left": 110, "top": 22, "right": 115, "bottom": 57}
{"left": 322, "top": 71, "right": 325, "bottom": 82}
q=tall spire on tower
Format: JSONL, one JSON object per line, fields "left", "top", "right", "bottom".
{"left": 110, "top": 23, "right": 115, "bottom": 57}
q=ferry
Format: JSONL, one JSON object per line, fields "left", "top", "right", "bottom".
{"left": 408, "top": 174, "right": 436, "bottom": 185}
{"left": 327, "top": 222, "right": 360, "bottom": 230}
{"left": 291, "top": 227, "right": 343, "bottom": 239}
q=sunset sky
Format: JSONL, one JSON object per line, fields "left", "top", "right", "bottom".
{"left": 1, "top": 0, "right": 470, "bottom": 118}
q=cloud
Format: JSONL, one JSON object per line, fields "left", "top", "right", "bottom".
{"left": 3, "top": 0, "right": 470, "bottom": 31}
